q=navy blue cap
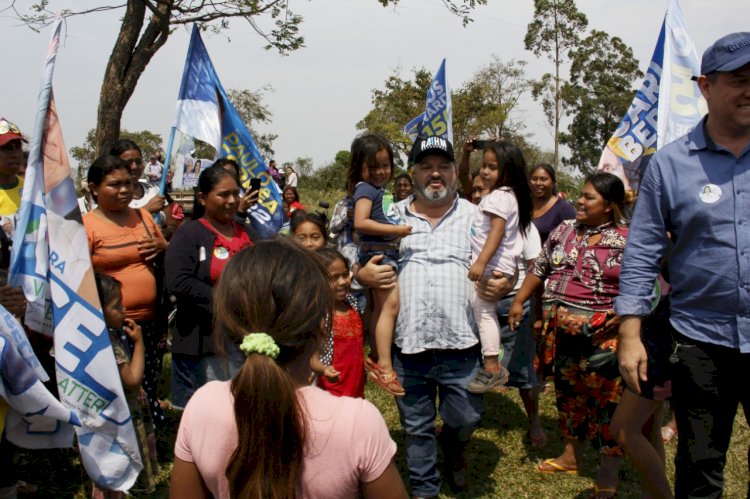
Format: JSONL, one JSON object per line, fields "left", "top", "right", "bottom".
{"left": 701, "top": 32, "right": 750, "bottom": 75}
{"left": 409, "top": 136, "right": 455, "bottom": 164}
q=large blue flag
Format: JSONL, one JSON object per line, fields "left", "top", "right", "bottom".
{"left": 597, "top": 0, "right": 704, "bottom": 191}
{"left": 8, "top": 18, "right": 142, "bottom": 491}
{"left": 403, "top": 59, "right": 453, "bottom": 145}
{"left": 173, "top": 25, "right": 283, "bottom": 238}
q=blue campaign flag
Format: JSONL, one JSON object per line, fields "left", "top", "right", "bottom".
{"left": 403, "top": 59, "right": 453, "bottom": 145}
{"left": 171, "top": 25, "right": 283, "bottom": 238}
{"left": 597, "top": 0, "right": 703, "bottom": 192}
{"left": 8, "top": 18, "right": 142, "bottom": 491}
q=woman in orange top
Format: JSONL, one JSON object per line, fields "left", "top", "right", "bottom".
{"left": 84, "top": 154, "right": 168, "bottom": 425}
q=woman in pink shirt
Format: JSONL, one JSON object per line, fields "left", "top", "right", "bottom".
{"left": 170, "top": 239, "right": 407, "bottom": 499}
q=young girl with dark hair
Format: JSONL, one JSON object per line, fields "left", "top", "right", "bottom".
{"left": 316, "top": 248, "right": 366, "bottom": 398}
{"left": 348, "top": 133, "right": 411, "bottom": 396}
{"left": 170, "top": 239, "right": 407, "bottom": 499}
{"left": 467, "top": 140, "right": 533, "bottom": 393}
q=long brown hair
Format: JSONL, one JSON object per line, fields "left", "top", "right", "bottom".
{"left": 213, "top": 239, "right": 333, "bottom": 499}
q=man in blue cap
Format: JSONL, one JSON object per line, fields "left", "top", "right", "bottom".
{"left": 616, "top": 32, "right": 750, "bottom": 497}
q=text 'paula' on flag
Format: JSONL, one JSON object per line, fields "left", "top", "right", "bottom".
{"left": 597, "top": 0, "right": 704, "bottom": 192}
{"left": 403, "top": 59, "right": 453, "bottom": 147}
{"left": 8, "top": 17, "right": 143, "bottom": 492}
{"left": 171, "top": 25, "right": 283, "bottom": 238}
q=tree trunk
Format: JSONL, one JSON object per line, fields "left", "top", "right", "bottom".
{"left": 94, "top": 0, "right": 171, "bottom": 155}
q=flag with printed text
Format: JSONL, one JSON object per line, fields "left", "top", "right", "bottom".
{"left": 8, "top": 19, "right": 142, "bottom": 491}
{"left": 403, "top": 59, "right": 453, "bottom": 146}
{"left": 173, "top": 25, "right": 283, "bottom": 237}
{"left": 597, "top": 0, "right": 704, "bottom": 191}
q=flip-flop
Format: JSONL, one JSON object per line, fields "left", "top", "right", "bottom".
{"left": 661, "top": 426, "right": 677, "bottom": 443}
{"left": 364, "top": 359, "right": 405, "bottom": 396}
{"left": 536, "top": 458, "right": 578, "bottom": 474}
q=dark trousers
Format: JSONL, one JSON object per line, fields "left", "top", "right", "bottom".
{"left": 672, "top": 330, "right": 750, "bottom": 498}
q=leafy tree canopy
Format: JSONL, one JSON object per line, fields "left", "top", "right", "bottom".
{"left": 560, "top": 30, "right": 642, "bottom": 175}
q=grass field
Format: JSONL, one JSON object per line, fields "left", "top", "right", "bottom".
{"left": 10, "top": 374, "right": 750, "bottom": 498}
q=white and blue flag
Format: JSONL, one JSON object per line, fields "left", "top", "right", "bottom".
{"left": 403, "top": 59, "right": 453, "bottom": 145}
{"left": 8, "top": 18, "right": 142, "bottom": 491}
{"left": 597, "top": 0, "right": 704, "bottom": 191}
{"left": 173, "top": 25, "right": 283, "bottom": 238}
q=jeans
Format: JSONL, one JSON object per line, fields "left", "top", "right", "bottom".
{"left": 392, "top": 345, "right": 483, "bottom": 497}
{"left": 171, "top": 345, "right": 245, "bottom": 410}
{"left": 672, "top": 330, "right": 750, "bottom": 499}
{"left": 496, "top": 295, "right": 537, "bottom": 389}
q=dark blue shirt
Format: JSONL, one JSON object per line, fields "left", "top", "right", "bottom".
{"left": 353, "top": 182, "right": 401, "bottom": 244}
{"left": 616, "top": 117, "right": 750, "bottom": 352}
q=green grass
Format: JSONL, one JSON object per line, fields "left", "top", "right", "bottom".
{"left": 10, "top": 372, "right": 750, "bottom": 498}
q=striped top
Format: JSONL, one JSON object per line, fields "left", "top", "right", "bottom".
{"left": 394, "top": 196, "right": 479, "bottom": 354}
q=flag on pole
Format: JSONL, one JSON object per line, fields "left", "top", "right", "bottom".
{"left": 8, "top": 18, "right": 142, "bottom": 491}
{"left": 597, "top": 0, "right": 704, "bottom": 191}
{"left": 173, "top": 25, "right": 283, "bottom": 238}
{"left": 403, "top": 59, "right": 453, "bottom": 145}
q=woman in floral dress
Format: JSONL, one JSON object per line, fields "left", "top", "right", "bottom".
{"left": 509, "top": 172, "right": 630, "bottom": 498}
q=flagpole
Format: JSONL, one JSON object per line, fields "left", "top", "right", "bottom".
{"left": 160, "top": 126, "right": 177, "bottom": 195}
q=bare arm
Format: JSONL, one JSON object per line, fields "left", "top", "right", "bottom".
{"left": 468, "top": 214, "right": 506, "bottom": 281}
{"left": 507, "top": 273, "right": 543, "bottom": 330}
{"left": 170, "top": 457, "right": 209, "bottom": 499}
{"left": 119, "top": 319, "right": 145, "bottom": 390}
{"left": 618, "top": 315, "right": 648, "bottom": 395}
{"left": 354, "top": 198, "right": 411, "bottom": 237}
{"left": 362, "top": 461, "right": 408, "bottom": 499}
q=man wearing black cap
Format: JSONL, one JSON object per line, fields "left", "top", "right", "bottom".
{"left": 617, "top": 32, "right": 750, "bottom": 497}
{"left": 358, "top": 135, "right": 512, "bottom": 498}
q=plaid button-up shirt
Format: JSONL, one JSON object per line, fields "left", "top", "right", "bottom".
{"left": 394, "top": 195, "right": 479, "bottom": 354}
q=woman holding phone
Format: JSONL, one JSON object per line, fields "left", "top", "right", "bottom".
{"left": 165, "top": 165, "right": 257, "bottom": 409}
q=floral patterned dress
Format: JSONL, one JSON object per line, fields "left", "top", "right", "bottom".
{"left": 529, "top": 219, "right": 628, "bottom": 455}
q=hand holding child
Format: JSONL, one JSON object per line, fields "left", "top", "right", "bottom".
{"left": 468, "top": 261, "right": 486, "bottom": 282}
{"left": 396, "top": 225, "right": 412, "bottom": 238}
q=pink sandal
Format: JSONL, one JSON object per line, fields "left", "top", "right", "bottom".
{"left": 364, "top": 358, "right": 405, "bottom": 396}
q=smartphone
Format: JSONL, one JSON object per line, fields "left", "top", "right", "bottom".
{"left": 472, "top": 139, "right": 491, "bottom": 150}
{"left": 249, "top": 178, "right": 261, "bottom": 194}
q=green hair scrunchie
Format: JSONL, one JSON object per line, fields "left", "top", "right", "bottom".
{"left": 239, "top": 332, "right": 280, "bottom": 359}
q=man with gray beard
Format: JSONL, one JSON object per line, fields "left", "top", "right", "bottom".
{"left": 358, "top": 136, "right": 512, "bottom": 498}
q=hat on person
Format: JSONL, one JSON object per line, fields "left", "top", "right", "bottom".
{"left": 700, "top": 32, "right": 750, "bottom": 75}
{"left": 0, "top": 118, "right": 24, "bottom": 147}
{"left": 409, "top": 136, "right": 455, "bottom": 164}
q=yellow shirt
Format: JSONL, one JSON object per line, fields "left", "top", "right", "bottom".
{"left": 0, "top": 176, "right": 23, "bottom": 216}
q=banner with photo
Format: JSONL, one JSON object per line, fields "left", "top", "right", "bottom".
{"left": 171, "top": 25, "right": 283, "bottom": 237}
{"left": 597, "top": 0, "right": 704, "bottom": 191}
{"left": 8, "top": 18, "right": 142, "bottom": 491}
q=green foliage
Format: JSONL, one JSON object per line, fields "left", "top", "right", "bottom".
{"left": 227, "top": 86, "right": 277, "bottom": 159}
{"left": 291, "top": 156, "right": 314, "bottom": 178}
{"left": 524, "top": 0, "right": 589, "bottom": 167}
{"left": 561, "top": 30, "right": 642, "bottom": 175}
{"left": 377, "top": 0, "right": 488, "bottom": 26}
{"left": 357, "top": 68, "right": 434, "bottom": 165}
{"left": 70, "top": 128, "right": 162, "bottom": 179}
{"left": 303, "top": 150, "right": 350, "bottom": 194}
{"left": 359, "top": 56, "right": 534, "bottom": 164}
{"left": 454, "top": 56, "right": 532, "bottom": 147}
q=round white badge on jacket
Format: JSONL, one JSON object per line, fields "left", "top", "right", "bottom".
{"left": 699, "top": 184, "right": 721, "bottom": 204}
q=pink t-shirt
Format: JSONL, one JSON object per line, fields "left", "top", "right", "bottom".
{"left": 470, "top": 187, "right": 523, "bottom": 277}
{"left": 174, "top": 382, "right": 396, "bottom": 498}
